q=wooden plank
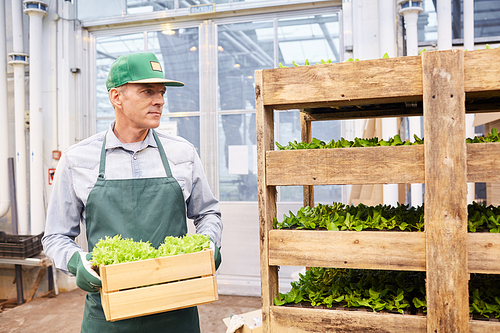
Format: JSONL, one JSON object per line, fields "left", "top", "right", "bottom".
{"left": 423, "top": 49, "right": 468, "bottom": 333}
{"left": 470, "top": 320, "right": 500, "bottom": 333}
{"left": 268, "top": 230, "right": 500, "bottom": 274}
{"left": 269, "top": 306, "right": 500, "bottom": 333}
{"left": 269, "top": 230, "right": 426, "bottom": 271}
{"left": 99, "top": 249, "right": 214, "bottom": 292}
{"left": 262, "top": 56, "right": 423, "bottom": 110}
{"left": 270, "top": 306, "right": 426, "bottom": 333}
{"left": 467, "top": 143, "right": 500, "bottom": 183}
{"left": 266, "top": 145, "right": 425, "bottom": 186}
{"left": 256, "top": 69, "right": 279, "bottom": 333}
{"left": 264, "top": 142, "right": 500, "bottom": 186}
{"left": 468, "top": 233, "right": 500, "bottom": 274}
{"left": 26, "top": 268, "right": 45, "bottom": 302}
{"left": 102, "top": 276, "right": 217, "bottom": 322}
{"left": 300, "top": 111, "right": 314, "bottom": 208}
{"left": 464, "top": 48, "right": 500, "bottom": 96}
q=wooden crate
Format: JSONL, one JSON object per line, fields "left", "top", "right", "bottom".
{"left": 99, "top": 249, "right": 218, "bottom": 322}
{"left": 256, "top": 49, "right": 500, "bottom": 332}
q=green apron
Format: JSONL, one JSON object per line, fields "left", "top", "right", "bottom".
{"left": 81, "top": 130, "right": 200, "bottom": 333}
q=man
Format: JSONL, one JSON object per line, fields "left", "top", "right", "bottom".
{"left": 42, "top": 52, "right": 222, "bottom": 332}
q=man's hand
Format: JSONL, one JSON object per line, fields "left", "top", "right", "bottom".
{"left": 209, "top": 239, "right": 222, "bottom": 270}
{"left": 67, "top": 251, "right": 102, "bottom": 292}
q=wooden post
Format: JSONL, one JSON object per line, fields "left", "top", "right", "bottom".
{"left": 256, "top": 70, "right": 279, "bottom": 333}
{"left": 300, "top": 111, "right": 314, "bottom": 208}
{"left": 422, "top": 49, "right": 468, "bottom": 333}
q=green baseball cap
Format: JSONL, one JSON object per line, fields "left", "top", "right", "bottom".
{"left": 106, "top": 52, "right": 184, "bottom": 91}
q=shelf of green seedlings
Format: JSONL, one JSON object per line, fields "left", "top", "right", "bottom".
{"left": 256, "top": 49, "right": 500, "bottom": 333}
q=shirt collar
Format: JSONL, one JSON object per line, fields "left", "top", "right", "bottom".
{"left": 105, "top": 121, "right": 159, "bottom": 150}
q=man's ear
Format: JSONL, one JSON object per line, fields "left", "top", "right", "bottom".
{"left": 109, "top": 88, "right": 122, "bottom": 109}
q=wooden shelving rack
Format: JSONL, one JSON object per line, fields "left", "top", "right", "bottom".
{"left": 256, "top": 49, "right": 500, "bottom": 333}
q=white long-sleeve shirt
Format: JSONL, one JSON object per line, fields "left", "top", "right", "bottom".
{"left": 42, "top": 123, "right": 222, "bottom": 274}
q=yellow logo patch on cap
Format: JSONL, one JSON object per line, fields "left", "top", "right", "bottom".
{"left": 150, "top": 61, "right": 162, "bottom": 72}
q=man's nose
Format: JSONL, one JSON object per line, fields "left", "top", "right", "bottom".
{"left": 153, "top": 93, "right": 165, "bottom": 106}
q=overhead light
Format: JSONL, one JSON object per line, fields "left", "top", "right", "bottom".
{"left": 247, "top": 76, "right": 253, "bottom": 79}
{"left": 162, "top": 29, "right": 176, "bottom": 35}
{"left": 218, "top": 46, "right": 224, "bottom": 52}
{"left": 190, "top": 46, "right": 197, "bottom": 52}
{"left": 234, "top": 63, "right": 241, "bottom": 68}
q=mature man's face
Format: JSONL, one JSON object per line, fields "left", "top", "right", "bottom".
{"left": 115, "top": 82, "right": 166, "bottom": 131}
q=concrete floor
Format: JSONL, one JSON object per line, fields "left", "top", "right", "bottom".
{"left": 0, "top": 289, "right": 262, "bottom": 333}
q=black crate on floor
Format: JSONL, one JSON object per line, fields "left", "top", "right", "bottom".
{"left": 0, "top": 232, "right": 43, "bottom": 259}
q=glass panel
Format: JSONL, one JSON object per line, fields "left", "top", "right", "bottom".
{"left": 218, "top": 20, "right": 275, "bottom": 111}
{"left": 77, "top": 0, "right": 123, "bottom": 20}
{"left": 275, "top": 110, "right": 342, "bottom": 203}
{"left": 276, "top": 110, "right": 302, "bottom": 202}
{"left": 310, "top": 120, "right": 342, "bottom": 204}
{"left": 218, "top": 113, "right": 258, "bottom": 201}
{"left": 148, "top": 29, "right": 200, "bottom": 113}
{"left": 96, "top": 33, "right": 145, "bottom": 130}
{"left": 474, "top": 0, "right": 500, "bottom": 38}
{"left": 278, "top": 13, "right": 341, "bottom": 66}
{"left": 127, "top": 0, "right": 175, "bottom": 14}
{"left": 418, "top": 0, "right": 500, "bottom": 43}
{"left": 159, "top": 115, "right": 200, "bottom": 153}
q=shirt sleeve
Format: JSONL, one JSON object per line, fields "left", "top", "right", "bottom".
{"left": 186, "top": 147, "right": 223, "bottom": 248}
{"left": 42, "top": 154, "right": 85, "bottom": 274}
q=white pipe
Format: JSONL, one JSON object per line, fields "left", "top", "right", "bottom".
{"left": 378, "top": 0, "right": 396, "bottom": 58}
{"left": 379, "top": 0, "right": 398, "bottom": 206}
{"left": 382, "top": 118, "right": 399, "bottom": 206}
{"left": 10, "top": 0, "right": 29, "bottom": 234}
{"left": 24, "top": 1, "right": 48, "bottom": 236}
{"left": 403, "top": 11, "right": 420, "bottom": 56}
{"left": 464, "top": 0, "right": 474, "bottom": 203}
{"left": 463, "top": 0, "right": 474, "bottom": 51}
{"left": 437, "top": 0, "right": 452, "bottom": 50}
{"left": 466, "top": 114, "right": 475, "bottom": 203}
{"left": 409, "top": 117, "right": 423, "bottom": 206}
{"left": 0, "top": 0, "right": 10, "bottom": 217}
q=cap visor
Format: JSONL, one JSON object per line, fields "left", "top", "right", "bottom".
{"left": 127, "top": 78, "right": 185, "bottom": 86}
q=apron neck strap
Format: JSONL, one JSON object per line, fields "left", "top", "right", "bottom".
{"left": 152, "top": 129, "right": 173, "bottom": 178}
{"left": 98, "top": 129, "right": 173, "bottom": 178}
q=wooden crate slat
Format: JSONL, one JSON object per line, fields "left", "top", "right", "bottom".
{"left": 423, "top": 49, "right": 469, "bottom": 332}
{"left": 467, "top": 143, "right": 500, "bottom": 183}
{"left": 270, "top": 306, "right": 426, "bottom": 333}
{"left": 266, "top": 142, "right": 500, "bottom": 186}
{"left": 260, "top": 49, "right": 500, "bottom": 111}
{"left": 269, "top": 230, "right": 500, "bottom": 274}
{"left": 468, "top": 233, "right": 500, "bottom": 274}
{"left": 464, "top": 48, "right": 500, "bottom": 96}
{"left": 102, "top": 276, "right": 217, "bottom": 322}
{"left": 256, "top": 70, "right": 279, "bottom": 332}
{"left": 268, "top": 230, "right": 425, "bottom": 271}
{"left": 470, "top": 320, "right": 500, "bottom": 333}
{"left": 261, "top": 56, "right": 423, "bottom": 110}
{"left": 99, "top": 250, "right": 214, "bottom": 292}
{"left": 270, "top": 307, "right": 500, "bottom": 332}
{"left": 266, "top": 145, "right": 425, "bottom": 186}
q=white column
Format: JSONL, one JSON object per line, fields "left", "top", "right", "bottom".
{"left": 378, "top": 0, "right": 396, "bottom": 58}
{"left": 463, "top": 0, "right": 474, "bottom": 51}
{"left": 9, "top": 0, "right": 29, "bottom": 234}
{"left": 380, "top": 0, "right": 398, "bottom": 206}
{"left": 463, "top": 0, "right": 475, "bottom": 203}
{"left": 437, "top": 0, "right": 452, "bottom": 50}
{"left": 382, "top": 119, "right": 399, "bottom": 206}
{"left": 399, "top": 1, "right": 423, "bottom": 206}
{"left": 24, "top": 1, "right": 48, "bottom": 235}
{"left": 0, "top": 0, "right": 10, "bottom": 218}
